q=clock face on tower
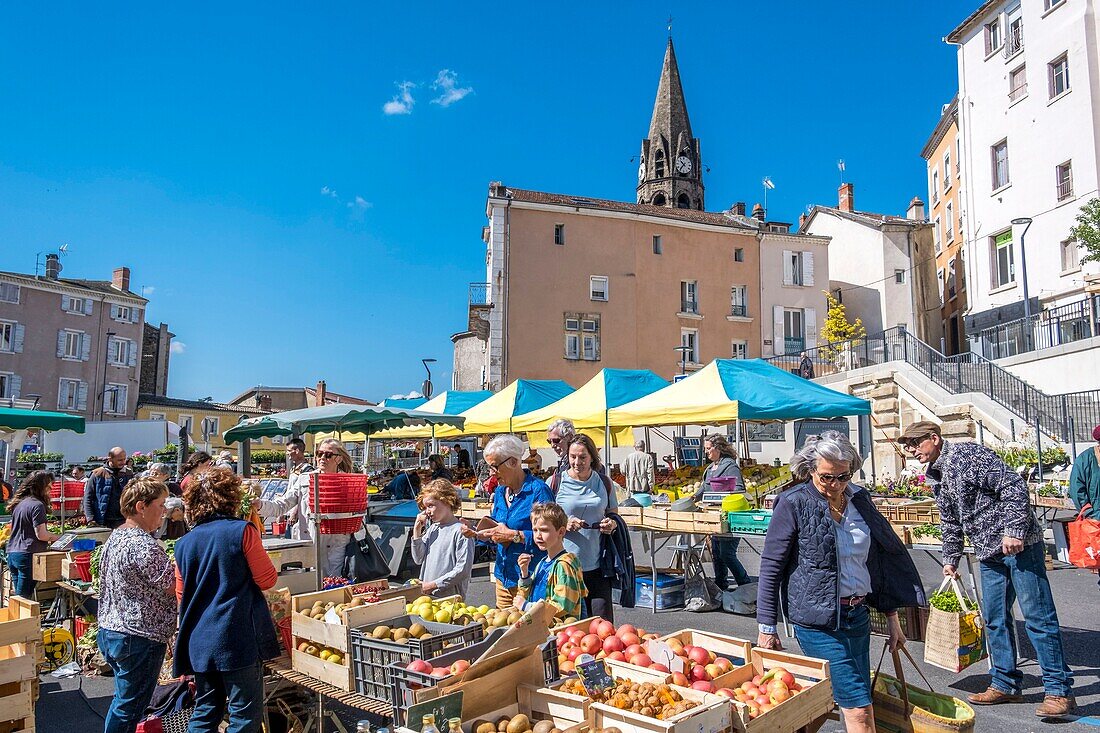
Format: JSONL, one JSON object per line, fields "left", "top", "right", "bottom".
{"left": 675, "top": 155, "right": 692, "bottom": 174}
{"left": 638, "top": 163, "right": 646, "bottom": 183}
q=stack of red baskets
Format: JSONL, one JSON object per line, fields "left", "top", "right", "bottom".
{"left": 306, "top": 473, "right": 369, "bottom": 534}
{"left": 50, "top": 479, "right": 84, "bottom": 512}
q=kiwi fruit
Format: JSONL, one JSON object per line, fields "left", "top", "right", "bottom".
{"left": 532, "top": 721, "right": 555, "bottom": 733}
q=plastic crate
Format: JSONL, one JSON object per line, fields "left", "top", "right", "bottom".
{"left": 636, "top": 572, "right": 685, "bottom": 610}
{"left": 726, "top": 509, "right": 772, "bottom": 535}
{"left": 388, "top": 628, "right": 558, "bottom": 727}
{"left": 348, "top": 614, "right": 484, "bottom": 701}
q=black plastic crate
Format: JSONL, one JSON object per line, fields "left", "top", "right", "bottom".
{"left": 349, "top": 614, "right": 485, "bottom": 701}
{"left": 388, "top": 629, "right": 558, "bottom": 728}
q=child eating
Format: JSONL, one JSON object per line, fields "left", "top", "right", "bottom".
{"left": 515, "top": 502, "right": 586, "bottom": 618}
{"left": 411, "top": 479, "right": 476, "bottom": 598}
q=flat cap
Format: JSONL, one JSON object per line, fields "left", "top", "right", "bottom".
{"left": 899, "top": 421, "right": 941, "bottom": 443}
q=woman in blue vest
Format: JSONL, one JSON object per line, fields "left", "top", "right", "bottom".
{"left": 174, "top": 467, "right": 279, "bottom": 732}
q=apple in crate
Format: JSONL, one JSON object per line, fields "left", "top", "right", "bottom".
{"left": 629, "top": 653, "right": 652, "bottom": 668}
{"left": 602, "top": 635, "right": 625, "bottom": 654}
{"left": 671, "top": 672, "right": 690, "bottom": 687}
{"left": 450, "top": 659, "right": 471, "bottom": 675}
{"left": 691, "top": 681, "right": 716, "bottom": 693}
{"left": 649, "top": 663, "right": 670, "bottom": 673}
{"left": 715, "top": 688, "right": 736, "bottom": 699}
{"left": 580, "top": 634, "right": 602, "bottom": 654}
{"left": 430, "top": 667, "right": 451, "bottom": 678}
{"left": 406, "top": 659, "right": 433, "bottom": 674}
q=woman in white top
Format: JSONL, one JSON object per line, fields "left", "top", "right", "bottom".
{"left": 256, "top": 438, "right": 355, "bottom": 577}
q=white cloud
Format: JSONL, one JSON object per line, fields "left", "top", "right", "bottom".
{"left": 431, "top": 69, "right": 473, "bottom": 107}
{"left": 383, "top": 81, "right": 416, "bottom": 115}
{"left": 142, "top": 285, "right": 155, "bottom": 295}
{"left": 321, "top": 185, "right": 338, "bottom": 198}
{"left": 388, "top": 391, "right": 423, "bottom": 400}
{"left": 170, "top": 341, "right": 186, "bottom": 354}
{"left": 346, "top": 195, "right": 372, "bottom": 210}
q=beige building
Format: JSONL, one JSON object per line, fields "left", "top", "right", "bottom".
{"left": 920, "top": 96, "right": 968, "bottom": 354}
{"left": 228, "top": 380, "right": 374, "bottom": 412}
{"left": 759, "top": 227, "right": 831, "bottom": 356}
{"left": 136, "top": 395, "right": 283, "bottom": 452}
{"left": 0, "top": 258, "right": 148, "bottom": 420}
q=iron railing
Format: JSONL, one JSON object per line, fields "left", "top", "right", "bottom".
{"left": 971, "top": 295, "right": 1097, "bottom": 359}
{"left": 681, "top": 299, "right": 699, "bottom": 315}
{"left": 469, "top": 282, "right": 490, "bottom": 306}
{"left": 731, "top": 304, "right": 748, "bottom": 317}
{"left": 766, "top": 326, "right": 1100, "bottom": 443}
{"left": 784, "top": 337, "right": 805, "bottom": 353}
{"left": 1004, "top": 25, "right": 1023, "bottom": 56}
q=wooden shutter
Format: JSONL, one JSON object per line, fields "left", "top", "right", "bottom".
{"left": 805, "top": 308, "right": 818, "bottom": 349}
{"left": 57, "top": 330, "right": 67, "bottom": 357}
{"left": 130, "top": 308, "right": 141, "bottom": 323}
{"left": 127, "top": 340, "right": 138, "bottom": 366}
{"left": 60, "top": 294, "right": 67, "bottom": 311}
{"left": 803, "top": 252, "right": 815, "bottom": 286}
{"left": 9, "top": 375, "right": 21, "bottom": 398}
{"left": 83, "top": 298, "right": 93, "bottom": 315}
{"left": 77, "top": 382, "right": 89, "bottom": 411}
{"left": 782, "top": 251, "right": 793, "bottom": 285}
{"left": 81, "top": 333, "right": 91, "bottom": 361}
{"left": 110, "top": 304, "right": 119, "bottom": 320}
{"left": 12, "top": 324, "right": 24, "bottom": 353}
{"left": 59, "top": 380, "right": 71, "bottom": 409}
{"left": 773, "top": 306, "right": 786, "bottom": 355}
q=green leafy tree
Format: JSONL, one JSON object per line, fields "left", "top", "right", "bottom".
{"left": 1069, "top": 197, "right": 1100, "bottom": 265}
{"left": 819, "top": 291, "right": 866, "bottom": 361}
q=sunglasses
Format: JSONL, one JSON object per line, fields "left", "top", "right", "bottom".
{"left": 900, "top": 436, "right": 931, "bottom": 450}
{"left": 316, "top": 451, "right": 339, "bottom": 459}
{"left": 815, "top": 472, "right": 853, "bottom": 484}
{"left": 548, "top": 438, "right": 563, "bottom": 445}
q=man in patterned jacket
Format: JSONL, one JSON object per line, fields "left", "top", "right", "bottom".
{"left": 900, "top": 421, "right": 1075, "bottom": 717}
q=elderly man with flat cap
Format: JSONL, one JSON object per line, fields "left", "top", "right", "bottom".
{"left": 899, "top": 421, "right": 1074, "bottom": 717}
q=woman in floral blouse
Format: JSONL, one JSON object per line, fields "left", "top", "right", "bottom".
{"left": 97, "top": 477, "right": 177, "bottom": 733}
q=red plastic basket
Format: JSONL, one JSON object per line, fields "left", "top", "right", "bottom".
{"left": 51, "top": 480, "right": 84, "bottom": 499}
{"left": 319, "top": 517, "right": 362, "bottom": 534}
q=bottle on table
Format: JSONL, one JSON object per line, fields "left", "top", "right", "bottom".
{"left": 422, "top": 714, "right": 441, "bottom": 733}
{"left": 448, "top": 718, "right": 462, "bottom": 733}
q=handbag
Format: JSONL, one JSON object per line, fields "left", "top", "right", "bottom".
{"left": 343, "top": 531, "right": 391, "bottom": 582}
{"left": 1067, "top": 502, "right": 1100, "bottom": 570}
{"left": 683, "top": 550, "right": 721, "bottom": 612}
{"left": 872, "top": 643, "right": 975, "bottom": 733}
{"left": 923, "top": 578, "right": 987, "bottom": 673}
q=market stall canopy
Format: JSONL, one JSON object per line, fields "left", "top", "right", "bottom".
{"left": 221, "top": 404, "right": 465, "bottom": 443}
{"left": 377, "top": 379, "right": 574, "bottom": 439}
{"left": 321, "top": 391, "right": 493, "bottom": 442}
{"left": 606, "top": 359, "right": 871, "bottom": 427}
{"left": 0, "top": 407, "right": 86, "bottom": 433}
{"left": 379, "top": 397, "right": 428, "bottom": 410}
{"left": 512, "top": 369, "right": 668, "bottom": 447}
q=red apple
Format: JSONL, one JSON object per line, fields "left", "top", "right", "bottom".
{"left": 449, "top": 659, "right": 470, "bottom": 675}
{"left": 629, "top": 653, "right": 653, "bottom": 668}
{"left": 570, "top": 629, "right": 586, "bottom": 644}
{"left": 589, "top": 618, "right": 603, "bottom": 635}
{"left": 406, "top": 659, "right": 432, "bottom": 674}
{"left": 624, "top": 644, "right": 644, "bottom": 658}
{"left": 690, "top": 665, "right": 710, "bottom": 682}
{"left": 602, "top": 635, "right": 625, "bottom": 654}
{"left": 688, "top": 647, "right": 710, "bottom": 666}
{"left": 561, "top": 641, "right": 577, "bottom": 657}
{"left": 649, "top": 663, "right": 670, "bottom": 673}
{"left": 567, "top": 646, "right": 584, "bottom": 662}
{"left": 665, "top": 638, "right": 684, "bottom": 654}
{"left": 643, "top": 633, "right": 660, "bottom": 641}
{"left": 691, "top": 680, "right": 716, "bottom": 693}
{"left": 752, "top": 674, "right": 764, "bottom": 686}
{"left": 716, "top": 688, "right": 736, "bottom": 699}
{"left": 635, "top": 628, "right": 647, "bottom": 637}
{"left": 770, "top": 688, "right": 791, "bottom": 704}
{"left": 617, "top": 623, "right": 637, "bottom": 637}
{"left": 740, "top": 682, "right": 758, "bottom": 694}
{"left": 580, "top": 634, "right": 602, "bottom": 654}
{"left": 704, "top": 664, "right": 722, "bottom": 679}
{"left": 619, "top": 632, "right": 641, "bottom": 647}
{"left": 555, "top": 631, "right": 570, "bottom": 649}
{"left": 595, "top": 620, "right": 616, "bottom": 640}
{"left": 766, "top": 679, "right": 788, "bottom": 695}
{"left": 754, "top": 695, "right": 770, "bottom": 707}
{"left": 671, "top": 672, "right": 690, "bottom": 686}
{"left": 430, "top": 667, "right": 451, "bottom": 678}
{"left": 713, "top": 657, "right": 733, "bottom": 673}
{"left": 776, "top": 670, "right": 796, "bottom": 688}
{"left": 745, "top": 702, "right": 759, "bottom": 719}
{"left": 606, "top": 651, "right": 626, "bottom": 662}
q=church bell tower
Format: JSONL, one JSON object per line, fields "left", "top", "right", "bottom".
{"left": 636, "top": 38, "right": 704, "bottom": 210}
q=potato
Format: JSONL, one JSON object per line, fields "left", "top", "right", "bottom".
{"left": 505, "top": 714, "right": 530, "bottom": 733}
{"left": 372, "top": 625, "right": 391, "bottom": 639}
{"left": 474, "top": 722, "right": 496, "bottom": 733}
{"left": 532, "top": 721, "right": 555, "bottom": 733}
{"left": 409, "top": 623, "right": 427, "bottom": 637}
{"left": 496, "top": 717, "right": 511, "bottom": 732}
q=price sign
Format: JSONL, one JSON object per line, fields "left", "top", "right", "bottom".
{"left": 645, "top": 640, "right": 684, "bottom": 673}
{"left": 576, "top": 656, "right": 615, "bottom": 695}
{"left": 407, "top": 690, "right": 463, "bottom": 730}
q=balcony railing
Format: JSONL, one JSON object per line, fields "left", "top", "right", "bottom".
{"left": 971, "top": 295, "right": 1098, "bottom": 360}
{"left": 469, "top": 282, "right": 490, "bottom": 306}
{"left": 730, "top": 304, "right": 748, "bottom": 317}
{"left": 784, "top": 337, "right": 805, "bottom": 353}
{"left": 1057, "top": 177, "right": 1073, "bottom": 202}
{"left": 680, "top": 299, "right": 699, "bottom": 315}
{"left": 1009, "top": 82, "right": 1027, "bottom": 102}
{"left": 1004, "top": 25, "right": 1023, "bottom": 56}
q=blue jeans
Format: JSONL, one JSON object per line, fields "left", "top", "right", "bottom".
{"left": 979, "top": 541, "right": 1073, "bottom": 697}
{"left": 7, "top": 551, "right": 36, "bottom": 600}
{"left": 712, "top": 537, "right": 751, "bottom": 589}
{"left": 189, "top": 661, "right": 265, "bottom": 733}
{"left": 795, "top": 604, "right": 872, "bottom": 709}
{"left": 98, "top": 628, "right": 168, "bottom": 733}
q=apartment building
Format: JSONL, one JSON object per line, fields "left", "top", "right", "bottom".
{"left": 759, "top": 227, "right": 831, "bottom": 357}
{"left": 135, "top": 395, "right": 281, "bottom": 452}
{"left": 0, "top": 257, "right": 148, "bottom": 419}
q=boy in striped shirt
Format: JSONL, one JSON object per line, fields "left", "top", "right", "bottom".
{"left": 515, "top": 502, "right": 587, "bottom": 619}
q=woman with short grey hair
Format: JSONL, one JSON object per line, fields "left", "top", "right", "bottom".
{"left": 757, "top": 430, "right": 924, "bottom": 733}
{"left": 145, "top": 462, "right": 182, "bottom": 497}
{"left": 472, "top": 434, "right": 553, "bottom": 609}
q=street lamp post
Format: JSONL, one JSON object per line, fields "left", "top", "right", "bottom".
{"left": 420, "top": 358, "right": 437, "bottom": 400}
{"left": 674, "top": 345, "right": 692, "bottom": 376}
{"left": 1011, "top": 217, "right": 1034, "bottom": 350}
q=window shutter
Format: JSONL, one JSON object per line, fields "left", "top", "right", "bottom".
{"left": 83, "top": 298, "right": 93, "bottom": 315}
{"left": 12, "top": 324, "right": 24, "bottom": 353}
{"left": 77, "top": 382, "right": 89, "bottom": 411}
{"left": 59, "top": 380, "right": 71, "bottom": 408}
{"left": 81, "top": 333, "right": 91, "bottom": 361}
{"left": 804, "top": 308, "right": 818, "bottom": 349}
{"left": 782, "top": 251, "right": 793, "bottom": 285}
{"left": 60, "top": 294, "right": 67, "bottom": 311}
{"left": 57, "top": 330, "right": 67, "bottom": 357}
{"left": 773, "top": 306, "right": 786, "bottom": 355}
{"left": 131, "top": 308, "right": 140, "bottom": 323}
{"left": 10, "top": 375, "right": 21, "bottom": 398}
{"left": 127, "top": 341, "right": 138, "bottom": 366}
{"left": 803, "top": 252, "right": 815, "bottom": 286}
{"left": 116, "top": 385, "right": 128, "bottom": 413}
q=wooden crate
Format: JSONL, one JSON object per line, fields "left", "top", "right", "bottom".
{"left": 518, "top": 680, "right": 591, "bottom": 725}
{"left": 616, "top": 507, "right": 644, "bottom": 526}
{"left": 587, "top": 684, "right": 730, "bottom": 733}
{"left": 31, "top": 552, "right": 66, "bottom": 582}
{"left": 0, "top": 597, "right": 39, "bottom": 733}
{"left": 457, "top": 502, "right": 492, "bottom": 522}
{"left": 290, "top": 592, "right": 405, "bottom": 654}
{"left": 291, "top": 644, "right": 354, "bottom": 691}
{"left": 879, "top": 502, "right": 940, "bottom": 526}
{"left": 721, "top": 648, "right": 833, "bottom": 733}
{"left": 653, "top": 630, "right": 753, "bottom": 671}
{"left": 666, "top": 511, "right": 726, "bottom": 535}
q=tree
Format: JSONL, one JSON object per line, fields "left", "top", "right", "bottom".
{"left": 1069, "top": 197, "right": 1100, "bottom": 265}
{"left": 819, "top": 291, "right": 866, "bottom": 364}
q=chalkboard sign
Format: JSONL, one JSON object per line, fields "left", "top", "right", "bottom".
{"left": 407, "top": 690, "right": 463, "bottom": 731}
{"left": 576, "top": 657, "right": 615, "bottom": 695}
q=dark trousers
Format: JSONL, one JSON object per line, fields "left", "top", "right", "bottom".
{"left": 190, "top": 661, "right": 265, "bottom": 733}
{"left": 583, "top": 569, "right": 614, "bottom": 623}
{"left": 712, "top": 537, "right": 751, "bottom": 590}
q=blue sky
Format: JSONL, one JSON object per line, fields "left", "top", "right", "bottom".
{"left": 0, "top": 2, "right": 961, "bottom": 402}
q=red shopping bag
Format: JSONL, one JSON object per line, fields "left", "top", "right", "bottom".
{"left": 1068, "top": 503, "right": 1100, "bottom": 570}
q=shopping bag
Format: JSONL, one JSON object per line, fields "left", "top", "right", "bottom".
{"left": 923, "top": 577, "right": 987, "bottom": 673}
{"left": 683, "top": 550, "right": 721, "bottom": 612}
{"left": 872, "top": 643, "right": 976, "bottom": 733}
{"left": 1067, "top": 503, "right": 1100, "bottom": 570}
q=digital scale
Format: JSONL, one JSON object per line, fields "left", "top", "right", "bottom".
{"left": 48, "top": 533, "right": 98, "bottom": 552}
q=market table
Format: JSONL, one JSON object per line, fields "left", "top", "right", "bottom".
{"left": 264, "top": 654, "right": 392, "bottom": 732}
{"left": 43, "top": 580, "right": 96, "bottom": 632}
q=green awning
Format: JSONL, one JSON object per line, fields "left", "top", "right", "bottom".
{"left": 222, "top": 403, "right": 465, "bottom": 444}
{"left": 0, "top": 407, "right": 86, "bottom": 433}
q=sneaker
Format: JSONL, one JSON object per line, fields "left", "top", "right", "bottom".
{"left": 967, "top": 688, "right": 1023, "bottom": 705}
{"left": 1035, "top": 696, "right": 1076, "bottom": 717}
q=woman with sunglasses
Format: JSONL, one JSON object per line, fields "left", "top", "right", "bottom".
{"left": 256, "top": 438, "right": 356, "bottom": 577}
{"left": 756, "top": 431, "right": 924, "bottom": 733}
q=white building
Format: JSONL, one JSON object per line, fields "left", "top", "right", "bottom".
{"left": 758, "top": 228, "right": 831, "bottom": 356}
{"left": 800, "top": 184, "right": 943, "bottom": 346}
{"left": 947, "top": 0, "right": 1100, "bottom": 352}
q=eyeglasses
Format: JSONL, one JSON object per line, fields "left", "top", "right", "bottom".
{"left": 487, "top": 457, "right": 515, "bottom": 473}
{"left": 316, "top": 451, "right": 339, "bottom": 459}
{"left": 815, "top": 472, "right": 853, "bottom": 484}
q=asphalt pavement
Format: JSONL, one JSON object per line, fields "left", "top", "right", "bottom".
{"left": 35, "top": 534, "right": 1100, "bottom": 732}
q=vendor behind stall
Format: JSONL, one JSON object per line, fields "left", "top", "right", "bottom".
{"left": 697, "top": 433, "right": 752, "bottom": 591}
{"left": 254, "top": 438, "right": 356, "bottom": 577}
{"left": 6, "top": 471, "right": 60, "bottom": 599}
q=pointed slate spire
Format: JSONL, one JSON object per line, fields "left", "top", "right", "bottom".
{"left": 648, "top": 38, "right": 694, "bottom": 147}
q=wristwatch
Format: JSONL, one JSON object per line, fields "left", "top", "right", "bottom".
{"left": 514, "top": 530, "right": 524, "bottom": 544}
{"left": 758, "top": 624, "right": 778, "bottom": 635}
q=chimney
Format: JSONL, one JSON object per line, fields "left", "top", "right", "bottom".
{"left": 258, "top": 393, "right": 272, "bottom": 411}
{"left": 906, "top": 196, "right": 926, "bottom": 221}
{"left": 45, "top": 253, "right": 62, "bottom": 280}
{"left": 731, "top": 202, "right": 746, "bottom": 216}
{"left": 315, "top": 380, "right": 327, "bottom": 406}
{"left": 751, "top": 203, "right": 766, "bottom": 222}
{"left": 798, "top": 212, "right": 808, "bottom": 231}
{"left": 112, "top": 267, "right": 131, "bottom": 292}
{"left": 838, "top": 183, "right": 855, "bottom": 213}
